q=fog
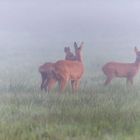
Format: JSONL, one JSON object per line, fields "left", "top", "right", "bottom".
{"left": 0, "top": 0, "right": 140, "bottom": 52}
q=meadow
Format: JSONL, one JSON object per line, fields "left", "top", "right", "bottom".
{"left": 0, "top": 45, "right": 140, "bottom": 140}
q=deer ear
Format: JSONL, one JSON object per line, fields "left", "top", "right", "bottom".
{"left": 74, "top": 42, "right": 78, "bottom": 49}
{"left": 64, "top": 47, "right": 67, "bottom": 52}
{"left": 135, "top": 46, "right": 138, "bottom": 53}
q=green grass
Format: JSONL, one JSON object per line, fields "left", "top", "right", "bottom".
{"left": 0, "top": 47, "right": 140, "bottom": 139}
{"left": 0, "top": 84, "right": 140, "bottom": 140}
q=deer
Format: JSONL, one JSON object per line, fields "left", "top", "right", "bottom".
{"left": 102, "top": 47, "right": 140, "bottom": 85}
{"left": 39, "top": 44, "right": 77, "bottom": 92}
{"left": 51, "top": 42, "right": 84, "bottom": 94}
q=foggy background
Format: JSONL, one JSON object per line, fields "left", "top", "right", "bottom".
{"left": 0, "top": 0, "right": 140, "bottom": 91}
{"left": 1, "top": 0, "right": 140, "bottom": 65}
{"left": 1, "top": 1, "right": 140, "bottom": 46}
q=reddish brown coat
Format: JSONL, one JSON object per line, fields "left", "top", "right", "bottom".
{"left": 52, "top": 42, "right": 84, "bottom": 93}
{"left": 102, "top": 47, "right": 140, "bottom": 85}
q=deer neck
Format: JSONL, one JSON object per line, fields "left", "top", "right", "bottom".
{"left": 76, "top": 54, "right": 83, "bottom": 63}
{"left": 134, "top": 60, "right": 140, "bottom": 68}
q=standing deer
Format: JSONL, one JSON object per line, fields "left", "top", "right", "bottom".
{"left": 102, "top": 47, "right": 140, "bottom": 85}
{"left": 52, "top": 42, "right": 84, "bottom": 94}
{"left": 39, "top": 44, "right": 77, "bottom": 92}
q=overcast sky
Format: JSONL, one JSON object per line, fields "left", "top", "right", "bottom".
{"left": 0, "top": 0, "right": 140, "bottom": 49}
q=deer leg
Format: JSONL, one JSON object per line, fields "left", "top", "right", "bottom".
{"left": 127, "top": 76, "right": 133, "bottom": 85}
{"left": 47, "top": 78, "right": 57, "bottom": 93}
{"left": 71, "top": 80, "right": 80, "bottom": 93}
{"left": 71, "top": 80, "right": 75, "bottom": 93}
{"left": 41, "top": 77, "right": 45, "bottom": 90}
{"left": 43, "top": 79, "right": 49, "bottom": 92}
{"left": 74, "top": 80, "right": 80, "bottom": 93}
{"left": 58, "top": 78, "right": 68, "bottom": 94}
{"left": 40, "top": 73, "right": 47, "bottom": 90}
{"left": 41, "top": 82, "right": 44, "bottom": 90}
{"left": 130, "top": 79, "right": 133, "bottom": 85}
{"left": 104, "top": 75, "right": 114, "bottom": 86}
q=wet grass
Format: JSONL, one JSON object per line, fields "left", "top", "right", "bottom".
{"left": 0, "top": 81, "right": 140, "bottom": 139}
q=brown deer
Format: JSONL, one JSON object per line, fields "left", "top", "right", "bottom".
{"left": 102, "top": 47, "right": 140, "bottom": 85}
{"left": 52, "top": 42, "right": 84, "bottom": 94}
{"left": 39, "top": 44, "right": 77, "bottom": 92}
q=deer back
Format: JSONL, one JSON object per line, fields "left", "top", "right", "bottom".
{"left": 103, "top": 62, "right": 139, "bottom": 77}
{"left": 53, "top": 60, "right": 84, "bottom": 80}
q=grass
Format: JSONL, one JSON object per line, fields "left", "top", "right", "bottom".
{"left": 0, "top": 47, "right": 140, "bottom": 139}
{"left": 0, "top": 83, "right": 140, "bottom": 140}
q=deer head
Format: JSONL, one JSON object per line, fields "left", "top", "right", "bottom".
{"left": 64, "top": 46, "right": 70, "bottom": 53}
{"left": 74, "top": 42, "right": 84, "bottom": 62}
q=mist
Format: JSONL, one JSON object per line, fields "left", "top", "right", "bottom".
{"left": 1, "top": 2, "right": 140, "bottom": 139}
{"left": 1, "top": 0, "right": 140, "bottom": 52}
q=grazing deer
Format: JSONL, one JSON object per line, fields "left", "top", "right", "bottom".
{"left": 39, "top": 44, "right": 77, "bottom": 92}
{"left": 102, "top": 47, "right": 140, "bottom": 85}
{"left": 52, "top": 42, "right": 84, "bottom": 94}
